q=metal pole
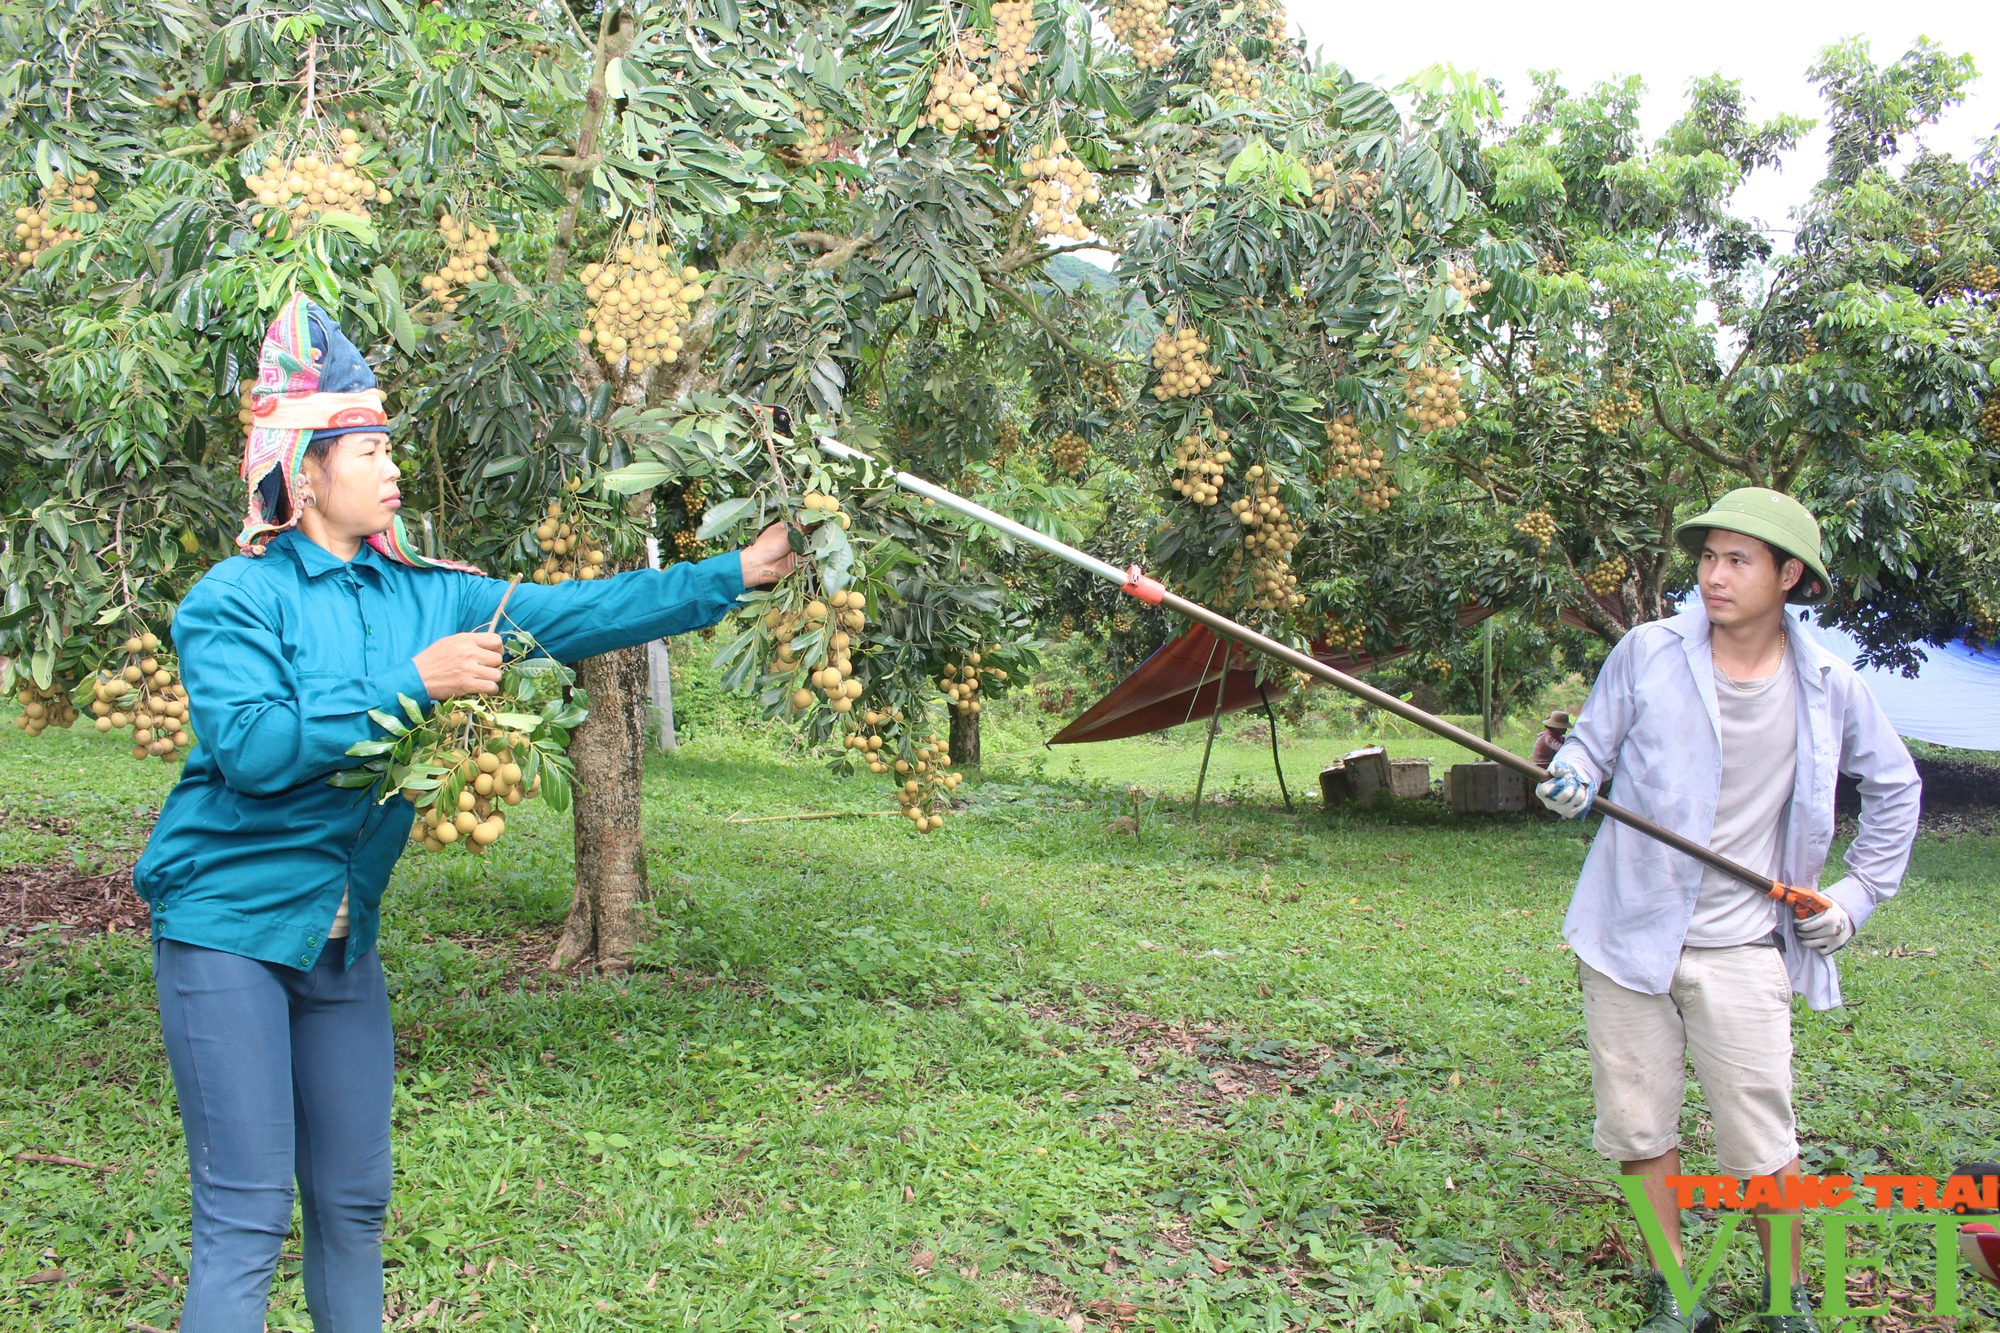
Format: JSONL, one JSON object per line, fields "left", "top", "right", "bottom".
{"left": 1192, "top": 684, "right": 1223, "bottom": 815}
{"left": 1482, "top": 616, "right": 1493, "bottom": 743}
{"left": 1257, "top": 682, "right": 1292, "bottom": 812}
{"left": 812, "top": 435, "right": 1826, "bottom": 909}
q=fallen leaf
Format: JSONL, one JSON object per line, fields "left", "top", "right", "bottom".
{"left": 25, "top": 1268, "right": 64, "bottom": 1284}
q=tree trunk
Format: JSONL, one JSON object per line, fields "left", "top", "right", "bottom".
{"left": 949, "top": 705, "right": 981, "bottom": 769}
{"left": 550, "top": 642, "right": 652, "bottom": 972}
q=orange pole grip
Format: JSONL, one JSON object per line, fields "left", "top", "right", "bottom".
{"left": 1767, "top": 881, "right": 1835, "bottom": 920}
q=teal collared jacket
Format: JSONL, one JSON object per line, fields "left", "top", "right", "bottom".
{"left": 135, "top": 529, "right": 744, "bottom": 971}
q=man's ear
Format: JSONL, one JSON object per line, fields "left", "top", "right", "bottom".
{"left": 1780, "top": 557, "right": 1803, "bottom": 593}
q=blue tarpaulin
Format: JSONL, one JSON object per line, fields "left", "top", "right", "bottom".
{"left": 1797, "top": 613, "right": 2000, "bottom": 752}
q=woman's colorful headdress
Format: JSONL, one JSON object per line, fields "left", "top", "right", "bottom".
{"left": 238, "top": 293, "right": 471, "bottom": 571}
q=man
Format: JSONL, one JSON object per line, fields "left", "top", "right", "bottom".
{"left": 1531, "top": 709, "right": 1571, "bottom": 769}
{"left": 1535, "top": 488, "right": 1921, "bottom": 1332}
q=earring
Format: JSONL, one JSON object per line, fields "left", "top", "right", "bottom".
{"left": 301, "top": 491, "right": 317, "bottom": 509}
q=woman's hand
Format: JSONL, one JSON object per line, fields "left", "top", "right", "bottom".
{"left": 740, "top": 521, "right": 799, "bottom": 587}
{"left": 414, "top": 632, "right": 504, "bottom": 699}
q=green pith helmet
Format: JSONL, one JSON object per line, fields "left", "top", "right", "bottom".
{"left": 1673, "top": 487, "right": 1831, "bottom": 604}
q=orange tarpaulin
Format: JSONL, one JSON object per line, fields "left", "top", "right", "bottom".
{"left": 1048, "top": 602, "right": 1599, "bottom": 745}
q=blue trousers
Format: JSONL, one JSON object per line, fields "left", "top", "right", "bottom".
{"left": 154, "top": 939, "right": 393, "bottom": 1333}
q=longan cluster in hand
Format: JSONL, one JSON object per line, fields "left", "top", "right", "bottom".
{"left": 1325, "top": 415, "right": 1398, "bottom": 512}
{"left": 1309, "top": 162, "right": 1381, "bottom": 215}
{"left": 1584, "top": 556, "right": 1629, "bottom": 596}
{"left": 420, "top": 213, "right": 498, "bottom": 313}
{"left": 1170, "top": 426, "right": 1232, "bottom": 504}
{"left": 989, "top": 0, "right": 1042, "bottom": 87}
{"left": 87, "top": 633, "right": 193, "bottom": 761}
{"left": 774, "top": 588, "right": 869, "bottom": 714}
{"left": 576, "top": 220, "right": 707, "bottom": 370}
{"left": 1448, "top": 264, "right": 1492, "bottom": 306}
{"left": 1021, "top": 138, "right": 1098, "bottom": 242}
{"left": 1150, "top": 313, "right": 1214, "bottom": 400}
{"left": 921, "top": 49, "right": 1011, "bottom": 137}
{"left": 12, "top": 680, "right": 78, "bottom": 736}
{"left": 1514, "top": 509, "right": 1557, "bottom": 548}
{"left": 1108, "top": 0, "right": 1174, "bottom": 69}
{"left": 408, "top": 724, "right": 538, "bottom": 853}
{"left": 530, "top": 497, "right": 608, "bottom": 584}
{"left": 940, "top": 651, "right": 1006, "bottom": 715}
{"left": 1208, "top": 49, "right": 1262, "bottom": 100}
{"left": 1402, "top": 341, "right": 1466, "bottom": 433}
{"left": 245, "top": 132, "right": 390, "bottom": 218}
{"left": 1980, "top": 399, "right": 2000, "bottom": 447}
{"left": 9, "top": 171, "right": 98, "bottom": 266}
{"left": 1589, "top": 387, "right": 1643, "bottom": 434}
{"left": 1050, "top": 430, "right": 1090, "bottom": 476}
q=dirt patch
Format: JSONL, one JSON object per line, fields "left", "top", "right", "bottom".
{"left": 0, "top": 861, "right": 148, "bottom": 939}
{"left": 1023, "top": 1004, "right": 1416, "bottom": 1144}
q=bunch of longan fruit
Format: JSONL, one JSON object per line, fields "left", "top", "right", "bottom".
{"left": 9, "top": 170, "right": 98, "bottom": 267}
{"left": 883, "top": 726, "right": 960, "bottom": 833}
{"left": 1170, "top": 425, "right": 1232, "bottom": 505}
{"left": 1309, "top": 161, "right": 1381, "bottom": 215}
{"left": 1325, "top": 415, "right": 1398, "bottom": 512}
{"left": 1021, "top": 138, "right": 1099, "bottom": 242}
{"left": 244, "top": 131, "right": 390, "bottom": 219}
{"left": 1589, "top": 387, "right": 1643, "bottom": 435}
{"left": 772, "top": 585, "right": 869, "bottom": 714}
{"left": 12, "top": 680, "right": 78, "bottom": 737}
{"left": 845, "top": 708, "right": 901, "bottom": 772}
{"left": 1150, "top": 313, "right": 1215, "bottom": 400}
{"left": 791, "top": 102, "right": 833, "bottom": 164}
{"left": 1050, "top": 430, "right": 1090, "bottom": 476}
{"left": 920, "top": 45, "right": 1016, "bottom": 139}
{"left": 1514, "top": 509, "right": 1558, "bottom": 549}
{"left": 1980, "top": 398, "right": 2000, "bottom": 447}
{"left": 990, "top": 0, "right": 1041, "bottom": 87}
{"left": 407, "top": 723, "right": 539, "bottom": 853}
{"left": 1208, "top": 49, "right": 1262, "bottom": 100}
{"left": 530, "top": 496, "right": 608, "bottom": 584}
{"left": 1448, "top": 265, "right": 1493, "bottom": 306}
{"left": 1584, "top": 556, "right": 1630, "bottom": 597}
{"left": 1322, "top": 616, "right": 1366, "bottom": 657}
{"left": 86, "top": 632, "right": 193, "bottom": 761}
{"left": 420, "top": 213, "right": 498, "bottom": 314}
{"left": 1227, "top": 465, "right": 1305, "bottom": 611}
{"left": 994, "top": 418, "right": 1023, "bottom": 464}
{"left": 1108, "top": 0, "right": 1174, "bottom": 69}
{"left": 1402, "top": 341, "right": 1467, "bottom": 433}
{"left": 575, "top": 218, "right": 708, "bottom": 371}
{"left": 939, "top": 650, "right": 1006, "bottom": 715}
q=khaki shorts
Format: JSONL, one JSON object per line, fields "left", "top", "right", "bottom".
{"left": 1579, "top": 945, "right": 1798, "bottom": 1178}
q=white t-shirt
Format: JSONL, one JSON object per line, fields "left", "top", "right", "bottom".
{"left": 1683, "top": 658, "right": 1796, "bottom": 947}
{"left": 328, "top": 887, "right": 350, "bottom": 940}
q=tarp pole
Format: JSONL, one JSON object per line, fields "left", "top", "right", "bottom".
{"left": 1192, "top": 686, "right": 1222, "bottom": 816}
{"left": 811, "top": 435, "right": 1831, "bottom": 913}
{"left": 1258, "top": 682, "right": 1292, "bottom": 812}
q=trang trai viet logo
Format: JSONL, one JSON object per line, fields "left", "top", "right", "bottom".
{"left": 1617, "top": 1172, "right": 2000, "bottom": 1319}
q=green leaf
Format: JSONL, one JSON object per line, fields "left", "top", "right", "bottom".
{"left": 696, "top": 496, "right": 756, "bottom": 540}
{"left": 492, "top": 711, "right": 543, "bottom": 731}
{"left": 599, "top": 459, "right": 679, "bottom": 494}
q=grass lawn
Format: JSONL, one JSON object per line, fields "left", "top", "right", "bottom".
{"left": 2, "top": 697, "right": 1997, "bottom": 1332}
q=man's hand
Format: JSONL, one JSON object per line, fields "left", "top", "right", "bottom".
{"left": 414, "top": 632, "right": 503, "bottom": 699}
{"left": 1795, "top": 900, "right": 1855, "bottom": 955}
{"left": 740, "top": 521, "right": 799, "bottom": 587}
{"left": 1535, "top": 760, "right": 1596, "bottom": 819}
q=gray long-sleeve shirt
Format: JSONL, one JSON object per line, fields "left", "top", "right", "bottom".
{"left": 1554, "top": 606, "right": 1922, "bottom": 1010}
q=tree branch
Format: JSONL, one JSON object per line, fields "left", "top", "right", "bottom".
{"left": 991, "top": 283, "right": 1113, "bottom": 370}
{"left": 545, "top": 9, "right": 633, "bottom": 286}
{"left": 1648, "top": 386, "right": 1765, "bottom": 486}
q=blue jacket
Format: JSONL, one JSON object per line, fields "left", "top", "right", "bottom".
{"left": 135, "top": 529, "right": 744, "bottom": 971}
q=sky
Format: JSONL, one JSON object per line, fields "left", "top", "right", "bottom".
{"left": 1285, "top": 0, "right": 2000, "bottom": 237}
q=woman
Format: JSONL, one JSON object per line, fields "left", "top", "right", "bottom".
{"left": 133, "top": 295, "right": 793, "bottom": 1332}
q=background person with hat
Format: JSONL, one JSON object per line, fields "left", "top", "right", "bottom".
{"left": 1532, "top": 488, "right": 1921, "bottom": 1332}
{"left": 1531, "top": 709, "right": 1572, "bottom": 769}
{"left": 132, "top": 295, "right": 798, "bottom": 1333}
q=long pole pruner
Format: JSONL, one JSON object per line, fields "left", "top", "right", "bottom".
{"left": 818, "top": 435, "right": 1833, "bottom": 919}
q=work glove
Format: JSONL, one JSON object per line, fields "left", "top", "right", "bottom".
{"left": 1535, "top": 760, "right": 1595, "bottom": 819}
{"left": 1795, "top": 900, "right": 1855, "bottom": 955}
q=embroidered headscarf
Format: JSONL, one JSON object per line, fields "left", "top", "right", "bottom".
{"left": 238, "top": 294, "right": 473, "bottom": 571}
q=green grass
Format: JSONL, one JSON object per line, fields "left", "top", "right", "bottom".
{"left": 3, "top": 699, "right": 1997, "bottom": 1332}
